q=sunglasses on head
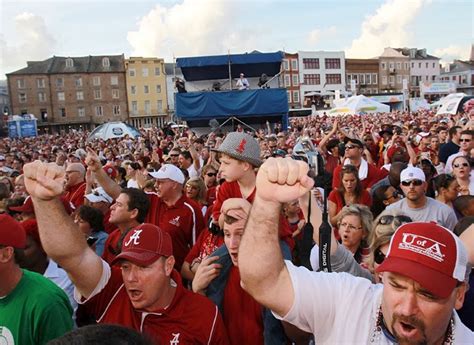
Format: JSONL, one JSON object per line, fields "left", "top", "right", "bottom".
{"left": 401, "top": 179, "right": 423, "bottom": 187}
{"left": 453, "top": 162, "right": 469, "bottom": 168}
{"left": 374, "top": 248, "right": 386, "bottom": 265}
{"left": 206, "top": 172, "right": 217, "bottom": 177}
{"left": 378, "top": 215, "right": 412, "bottom": 227}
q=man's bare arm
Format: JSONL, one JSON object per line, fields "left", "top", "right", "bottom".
{"left": 85, "top": 147, "right": 121, "bottom": 200}
{"left": 239, "top": 158, "right": 314, "bottom": 317}
{"left": 24, "top": 161, "right": 104, "bottom": 298}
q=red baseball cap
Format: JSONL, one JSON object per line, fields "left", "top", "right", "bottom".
{"left": 376, "top": 222, "right": 468, "bottom": 298}
{"left": 0, "top": 214, "right": 26, "bottom": 249}
{"left": 22, "top": 219, "right": 40, "bottom": 246}
{"left": 111, "top": 224, "right": 173, "bottom": 266}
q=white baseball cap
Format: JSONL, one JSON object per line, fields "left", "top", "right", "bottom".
{"left": 85, "top": 187, "right": 113, "bottom": 204}
{"left": 400, "top": 166, "right": 426, "bottom": 183}
{"left": 149, "top": 164, "right": 185, "bottom": 184}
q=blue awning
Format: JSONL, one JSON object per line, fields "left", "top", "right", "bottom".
{"left": 176, "top": 88, "right": 288, "bottom": 120}
{"left": 176, "top": 51, "right": 283, "bottom": 81}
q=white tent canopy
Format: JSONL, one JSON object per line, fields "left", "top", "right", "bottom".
{"left": 435, "top": 93, "right": 467, "bottom": 115}
{"left": 87, "top": 122, "right": 141, "bottom": 141}
{"left": 328, "top": 95, "right": 390, "bottom": 115}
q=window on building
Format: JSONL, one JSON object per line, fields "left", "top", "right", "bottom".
{"left": 291, "top": 59, "right": 298, "bottom": 70}
{"left": 156, "top": 85, "right": 161, "bottom": 93}
{"left": 36, "top": 78, "right": 45, "bottom": 88}
{"left": 76, "top": 91, "right": 84, "bottom": 100}
{"left": 110, "top": 76, "right": 118, "bottom": 85}
{"left": 19, "top": 93, "right": 27, "bottom": 103}
{"left": 381, "top": 62, "right": 387, "bottom": 70}
{"left": 155, "top": 67, "right": 161, "bottom": 76}
{"left": 131, "top": 101, "right": 138, "bottom": 115}
{"left": 325, "top": 58, "right": 341, "bottom": 69}
{"left": 78, "top": 107, "right": 85, "bottom": 117}
{"left": 389, "top": 62, "right": 394, "bottom": 70}
{"left": 396, "top": 62, "right": 401, "bottom": 70}
{"left": 292, "top": 75, "right": 299, "bottom": 86}
{"left": 283, "top": 60, "right": 289, "bottom": 70}
{"left": 38, "top": 92, "right": 46, "bottom": 102}
{"left": 94, "top": 89, "right": 101, "bottom": 99}
{"left": 131, "top": 85, "right": 136, "bottom": 95}
{"left": 326, "top": 74, "right": 341, "bottom": 85}
{"left": 284, "top": 75, "right": 291, "bottom": 87}
{"left": 95, "top": 106, "right": 103, "bottom": 116}
{"left": 56, "top": 78, "right": 64, "bottom": 88}
{"left": 425, "top": 62, "right": 429, "bottom": 68}
{"left": 144, "top": 100, "right": 151, "bottom": 115}
{"left": 360, "top": 74, "right": 365, "bottom": 84}
{"left": 433, "top": 62, "right": 436, "bottom": 68}
{"left": 113, "top": 105, "right": 120, "bottom": 116}
{"left": 112, "top": 89, "right": 119, "bottom": 99}
{"left": 286, "top": 90, "right": 291, "bottom": 103}
{"left": 65, "top": 58, "right": 74, "bottom": 68}
{"left": 389, "top": 76, "right": 395, "bottom": 84}
{"left": 75, "top": 77, "right": 82, "bottom": 88}
{"left": 346, "top": 74, "right": 352, "bottom": 84}
{"left": 57, "top": 92, "right": 65, "bottom": 101}
{"left": 303, "top": 74, "right": 320, "bottom": 85}
{"left": 365, "top": 74, "right": 371, "bottom": 84}
{"left": 372, "top": 74, "right": 378, "bottom": 84}
{"left": 293, "top": 91, "right": 300, "bottom": 103}
{"left": 353, "top": 74, "right": 358, "bottom": 84}
{"left": 102, "top": 57, "right": 110, "bottom": 68}
{"left": 144, "top": 85, "right": 149, "bottom": 94}
{"left": 303, "top": 58, "right": 320, "bottom": 69}
{"left": 93, "top": 76, "right": 101, "bottom": 86}
{"left": 142, "top": 68, "right": 149, "bottom": 77}
{"left": 129, "top": 69, "right": 136, "bottom": 77}
{"left": 397, "top": 75, "right": 402, "bottom": 84}
{"left": 382, "top": 76, "right": 387, "bottom": 85}
{"left": 432, "top": 75, "right": 436, "bottom": 81}
{"left": 60, "top": 108, "right": 66, "bottom": 117}
{"left": 411, "top": 62, "right": 414, "bottom": 68}
{"left": 157, "top": 100, "right": 163, "bottom": 112}
{"left": 419, "top": 63, "right": 422, "bottom": 68}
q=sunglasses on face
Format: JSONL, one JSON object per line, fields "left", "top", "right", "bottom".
{"left": 206, "top": 172, "right": 217, "bottom": 177}
{"left": 453, "top": 163, "right": 469, "bottom": 168}
{"left": 170, "top": 154, "right": 179, "bottom": 157}
{"left": 378, "top": 215, "right": 412, "bottom": 227}
{"left": 459, "top": 138, "right": 471, "bottom": 143}
{"left": 374, "top": 248, "right": 386, "bottom": 265}
{"left": 345, "top": 145, "right": 360, "bottom": 150}
{"left": 385, "top": 190, "right": 399, "bottom": 200}
{"left": 401, "top": 179, "right": 423, "bottom": 187}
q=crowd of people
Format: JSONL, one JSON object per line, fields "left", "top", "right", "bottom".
{"left": 0, "top": 104, "right": 473, "bottom": 344}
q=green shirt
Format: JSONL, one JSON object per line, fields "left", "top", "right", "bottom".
{"left": 0, "top": 269, "right": 73, "bottom": 345}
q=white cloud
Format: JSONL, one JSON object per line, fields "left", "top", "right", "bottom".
{"left": 307, "top": 26, "right": 337, "bottom": 46}
{"left": 127, "top": 0, "right": 243, "bottom": 60}
{"left": 0, "top": 12, "right": 56, "bottom": 77}
{"left": 434, "top": 45, "right": 471, "bottom": 65}
{"left": 345, "top": 0, "right": 429, "bottom": 58}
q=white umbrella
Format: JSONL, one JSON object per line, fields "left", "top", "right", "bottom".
{"left": 328, "top": 95, "right": 390, "bottom": 116}
{"left": 87, "top": 122, "right": 141, "bottom": 141}
{"left": 304, "top": 91, "right": 321, "bottom": 97}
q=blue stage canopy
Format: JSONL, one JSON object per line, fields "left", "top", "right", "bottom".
{"left": 176, "top": 88, "right": 288, "bottom": 120}
{"left": 176, "top": 51, "right": 283, "bottom": 81}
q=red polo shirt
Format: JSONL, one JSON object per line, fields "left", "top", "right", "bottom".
{"left": 82, "top": 268, "right": 229, "bottom": 344}
{"left": 101, "top": 228, "right": 121, "bottom": 264}
{"left": 184, "top": 229, "right": 225, "bottom": 265}
{"left": 145, "top": 193, "right": 205, "bottom": 271}
{"left": 64, "top": 182, "right": 86, "bottom": 210}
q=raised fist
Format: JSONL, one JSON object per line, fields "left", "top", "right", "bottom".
{"left": 24, "top": 161, "right": 65, "bottom": 201}
{"left": 85, "top": 147, "right": 102, "bottom": 173}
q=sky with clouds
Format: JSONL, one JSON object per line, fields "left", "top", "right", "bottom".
{"left": 0, "top": 0, "right": 472, "bottom": 79}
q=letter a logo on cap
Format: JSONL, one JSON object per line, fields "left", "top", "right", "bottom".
{"left": 125, "top": 229, "right": 142, "bottom": 246}
{"left": 236, "top": 138, "right": 247, "bottom": 154}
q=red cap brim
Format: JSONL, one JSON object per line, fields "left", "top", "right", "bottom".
{"left": 376, "top": 256, "right": 457, "bottom": 299}
{"left": 111, "top": 249, "right": 161, "bottom": 267}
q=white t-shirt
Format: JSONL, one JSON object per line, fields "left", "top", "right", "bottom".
{"left": 273, "top": 261, "right": 473, "bottom": 344}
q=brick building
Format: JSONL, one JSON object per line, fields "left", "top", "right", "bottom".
{"left": 345, "top": 59, "right": 379, "bottom": 95}
{"left": 7, "top": 55, "right": 128, "bottom": 133}
{"left": 282, "top": 53, "right": 301, "bottom": 109}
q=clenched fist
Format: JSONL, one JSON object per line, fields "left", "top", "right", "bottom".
{"left": 256, "top": 157, "right": 314, "bottom": 204}
{"left": 24, "top": 161, "right": 65, "bottom": 200}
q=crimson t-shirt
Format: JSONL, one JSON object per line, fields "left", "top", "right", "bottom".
{"left": 222, "top": 266, "right": 264, "bottom": 345}
{"left": 64, "top": 182, "right": 86, "bottom": 210}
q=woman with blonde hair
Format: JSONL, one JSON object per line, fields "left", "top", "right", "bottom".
{"left": 185, "top": 177, "right": 208, "bottom": 216}
{"left": 451, "top": 156, "right": 473, "bottom": 195}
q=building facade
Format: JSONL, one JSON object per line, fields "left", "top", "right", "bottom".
{"left": 164, "top": 63, "right": 184, "bottom": 122}
{"left": 345, "top": 59, "right": 379, "bottom": 95}
{"left": 6, "top": 55, "right": 128, "bottom": 132}
{"left": 125, "top": 57, "right": 169, "bottom": 128}
{"left": 282, "top": 53, "right": 301, "bottom": 109}
{"left": 298, "top": 51, "right": 345, "bottom": 108}
{"left": 378, "top": 48, "right": 410, "bottom": 93}
{"left": 439, "top": 59, "right": 474, "bottom": 96}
